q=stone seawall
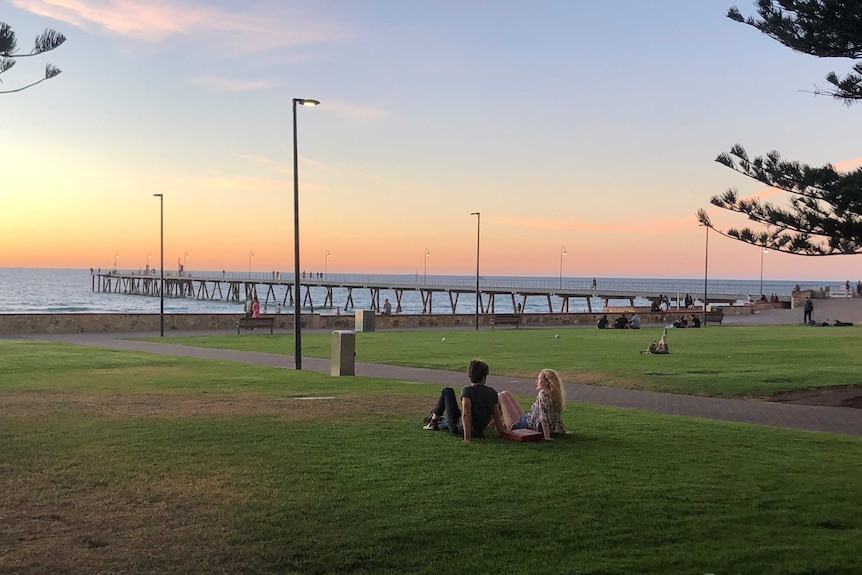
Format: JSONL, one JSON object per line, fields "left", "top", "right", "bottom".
{"left": 0, "top": 311, "right": 738, "bottom": 335}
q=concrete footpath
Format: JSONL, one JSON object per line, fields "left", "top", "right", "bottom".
{"left": 35, "top": 331, "right": 862, "bottom": 437}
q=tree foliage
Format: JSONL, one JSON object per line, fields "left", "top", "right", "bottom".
{"left": 0, "top": 22, "right": 66, "bottom": 95}
{"left": 728, "top": 0, "right": 862, "bottom": 103}
{"left": 700, "top": 1, "right": 862, "bottom": 256}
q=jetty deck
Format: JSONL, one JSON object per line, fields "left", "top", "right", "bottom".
{"left": 91, "top": 271, "right": 755, "bottom": 314}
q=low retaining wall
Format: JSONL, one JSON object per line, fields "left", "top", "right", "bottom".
{"left": 0, "top": 310, "right": 739, "bottom": 335}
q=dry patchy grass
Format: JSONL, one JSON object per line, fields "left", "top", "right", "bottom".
{"left": 0, "top": 390, "right": 432, "bottom": 420}
{"left": 0, "top": 391, "right": 433, "bottom": 574}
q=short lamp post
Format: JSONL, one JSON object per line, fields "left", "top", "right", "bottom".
{"left": 559, "top": 245, "right": 567, "bottom": 289}
{"left": 325, "top": 249, "right": 331, "bottom": 279}
{"left": 470, "top": 212, "right": 481, "bottom": 330}
{"left": 292, "top": 97, "right": 320, "bottom": 370}
{"left": 424, "top": 248, "right": 430, "bottom": 283}
{"left": 184, "top": 251, "right": 189, "bottom": 273}
{"left": 114, "top": 252, "right": 119, "bottom": 272}
{"left": 759, "top": 248, "right": 768, "bottom": 295}
{"left": 248, "top": 250, "right": 254, "bottom": 276}
{"left": 153, "top": 193, "right": 164, "bottom": 337}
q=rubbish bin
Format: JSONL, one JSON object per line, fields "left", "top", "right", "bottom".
{"left": 331, "top": 330, "right": 355, "bottom": 376}
{"left": 355, "top": 309, "right": 375, "bottom": 332}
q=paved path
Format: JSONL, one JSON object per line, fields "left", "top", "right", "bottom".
{"left": 37, "top": 332, "right": 862, "bottom": 437}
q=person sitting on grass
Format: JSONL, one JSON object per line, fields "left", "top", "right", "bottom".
{"left": 422, "top": 359, "right": 506, "bottom": 443}
{"left": 597, "top": 314, "right": 609, "bottom": 329}
{"left": 642, "top": 329, "right": 669, "bottom": 355}
{"left": 497, "top": 368, "right": 567, "bottom": 440}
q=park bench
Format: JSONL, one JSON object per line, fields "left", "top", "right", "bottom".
{"left": 704, "top": 311, "right": 724, "bottom": 325}
{"left": 236, "top": 316, "right": 275, "bottom": 334}
{"left": 489, "top": 313, "right": 521, "bottom": 329}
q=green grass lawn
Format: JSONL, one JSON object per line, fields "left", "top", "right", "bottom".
{"left": 144, "top": 324, "right": 862, "bottom": 398}
{"left": 1, "top": 339, "right": 861, "bottom": 574}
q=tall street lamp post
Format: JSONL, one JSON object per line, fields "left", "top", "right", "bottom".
{"left": 147, "top": 252, "right": 151, "bottom": 272}
{"left": 470, "top": 212, "right": 480, "bottom": 330}
{"left": 424, "top": 248, "right": 430, "bottom": 283}
{"left": 759, "top": 248, "right": 768, "bottom": 295}
{"left": 184, "top": 251, "right": 189, "bottom": 273}
{"left": 248, "top": 250, "right": 254, "bottom": 275}
{"left": 293, "top": 97, "right": 320, "bottom": 370}
{"left": 702, "top": 223, "right": 709, "bottom": 326}
{"left": 325, "top": 249, "right": 331, "bottom": 279}
{"left": 114, "top": 252, "right": 119, "bottom": 272}
{"left": 153, "top": 194, "right": 164, "bottom": 337}
{"left": 559, "top": 245, "right": 567, "bottom": 289}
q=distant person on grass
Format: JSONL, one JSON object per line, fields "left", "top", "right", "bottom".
{"left": 803, "top": 297, "right": 814, "bottom": 325}
{"left": 422, "top": 359, "right": 506, "bottom": 442}
{"left": 498, "top": 368, "right": 567, "bottom": 440}
{"left": 642, "top": 328, "right": 669, "bottom": 355}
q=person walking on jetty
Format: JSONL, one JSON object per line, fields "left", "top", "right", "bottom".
{"left": 422, "top": 359, "right": 506, "bottom": 442}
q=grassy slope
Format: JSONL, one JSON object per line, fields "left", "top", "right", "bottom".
{"left": 1, "top": 340, "right": 861, "bottom": 574}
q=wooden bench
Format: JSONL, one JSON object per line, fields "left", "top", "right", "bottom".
{"left": 489, "top": 313, "right": 521, "bottom": 328}
{"left": 236, "top": 316, "right": 275, "bottom": 334}
{"left": 704, "top": 311, "right": 724, "bottom": 325}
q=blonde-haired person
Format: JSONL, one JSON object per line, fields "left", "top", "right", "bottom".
{"left": 497, "top": 368, "right": 567, "bottom": 440}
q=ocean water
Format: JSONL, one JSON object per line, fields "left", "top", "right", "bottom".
{"left": 0, "top": 268, "right": 839, "bottom": 315}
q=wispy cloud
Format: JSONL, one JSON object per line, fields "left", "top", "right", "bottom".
{"left": 188, "top": 76, "right": 272, "bottom": 92}
{"left": 237, "top": 154, "right": 277, "bottom": 165}
{"left": 489, "top": 215, "right": 690, "bottom": 234}
{"left": 322, "top": 100, "right": 385, "bottom": 122}
{"left": 834, "top": 156, "right": 862, "bottom": 171}
{"left": 11, "top": 0, "right": 351, "bottom": 51}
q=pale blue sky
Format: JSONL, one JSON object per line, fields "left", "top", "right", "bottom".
{"left": 3, "top": 0, "right": 860, "bottom": 280}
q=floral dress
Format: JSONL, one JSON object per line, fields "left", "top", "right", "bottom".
{"left": 524, "top": 389, "right": 567, "bottom": 434}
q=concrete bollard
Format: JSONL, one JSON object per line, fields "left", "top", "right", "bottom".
{"left": 355, "top": 309, "right": 376, "bottom": 332}
{"left": 331, "top": 330, "right": 355, "bottom": 376}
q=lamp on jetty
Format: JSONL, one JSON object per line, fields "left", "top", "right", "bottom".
{"left": 114, "top": 253, "right": 119, "bottom": 272}
{"left": 248, "top": 250, "right": 254, "bottom": 276}
{"left": 559, "top": 245, "right": 567, "bottom": 289}
{"left": 424, "top": 248, "right": 430, "bottom": 283}
{"left": 184, "top": 251, "right": 189, "bottom": 273}
{"left": 325, "top": 250, "right": 331, "bottom": 279}
{"left": 153, "top": 193, "right": 164, "bottom": 337}
{"left": 470, "top": 212, "right": 481, "bottom": 330}
{"left": 293, "top": 97, "right": 320, "bottom": 370}
{"left": 147, "top": 252, "right": 151, "bottom": 272}
{"left": 759, "top": 248, "right": 768, "bottom": 295}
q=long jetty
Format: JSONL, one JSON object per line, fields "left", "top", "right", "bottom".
{"left": 91, "top": 271, "right": 757, "bottom": 314}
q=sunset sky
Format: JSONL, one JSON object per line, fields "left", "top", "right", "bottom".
{"left": 2, "top": 0, "right": 860, "bottom": 280}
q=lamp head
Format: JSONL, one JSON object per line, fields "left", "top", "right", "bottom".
{"left": 294, "top": 98, "right": 320, "bottom": 106}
